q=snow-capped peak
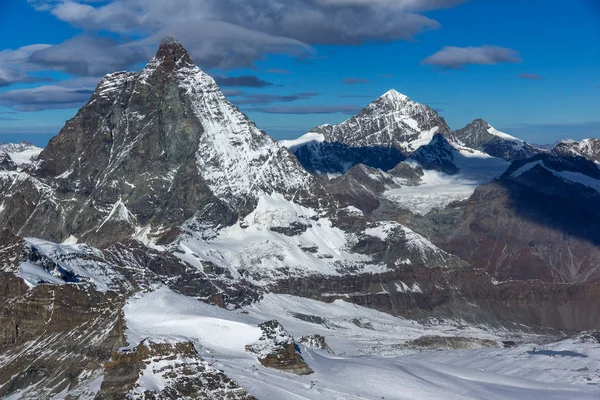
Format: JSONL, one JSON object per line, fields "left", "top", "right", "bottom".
{"left": 378, "top": 89, "right": 410, "bottom": 104}
{"left": 298, "top": 89, "right": 450, "bottom": 153}
{"left": 486, "top": 124, "right": 523, "bottom": 143}
{"left": 453, "top": 119, "right": 536, "bottom": 161}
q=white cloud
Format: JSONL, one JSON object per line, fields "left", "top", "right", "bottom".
{"left": 422, "top": 45, "right": 521, "bottom": 69}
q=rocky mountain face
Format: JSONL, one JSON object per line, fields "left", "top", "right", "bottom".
{"left": 553, "top": 138, "right": 600, "bottom": 162}
{"left": 283, "top": 90, "right": 451, "bottom": 176}
{"left": 1, "top": 37, "right": 600, "bottom": 399}
{"left": 314, "top": 89, "right": 452, "bottom": 152}
{"left": 0, "top": 37, "right": 328, "bottom": 247}
{"left": 0, "top": 153, "right": 17, "bottom": 172}
{"left": 408, "top": 133, "right": 460, "bottom": 174}
{"left": 288, "top": 140, "right": 405, "bottom": 175}
{"left": 453, "top": 119, "right": 539, "bottom": 161}
{"left": 320, "top": 163, "right": 423, "bottom": 215}
{"left": 402, "top": 146, "right": 600, "bottom": 284}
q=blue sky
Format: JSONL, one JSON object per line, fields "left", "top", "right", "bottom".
{"left": 0, "top": 0, "right": 598, "bottom": 147}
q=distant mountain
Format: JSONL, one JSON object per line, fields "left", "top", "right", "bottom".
{"left": 453, "top": 119, "right": 539, "bottom": 161}
{"left": 313, "top": 89, "right": 451, "bottom": 152}
{"left": 281, "top": 90, "right": 450, "bottom": 175}
{"left": 553, "top": 138, "right": 600, "bottom": 162}
{"left": 0, "top": 141, "right": 42, "bottom": 166}
{"left": 320, "top": 133, "right": 509, "bottom": 216}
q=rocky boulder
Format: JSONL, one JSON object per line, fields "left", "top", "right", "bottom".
{"left": 246, "top": 320, "right": 313, "bottom": 375}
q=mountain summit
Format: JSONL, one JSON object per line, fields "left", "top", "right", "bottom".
{"left": 281, "top": 90, "right": 451, "bottom": 175}
{"left": 310, "top": 89, "right": 451, "bottom": 153}
{"left": 453, "top": 119, "right": 538, "bottom": 161}
{"left": 0, "top": 37, "right": 326, "bottom": 246}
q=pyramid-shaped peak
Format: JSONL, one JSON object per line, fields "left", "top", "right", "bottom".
{"left": 154, "top": 35, "right": 194, "bottom": 67}
{"left": 379, "top": 89, "right": 410, "bottom": 102}
{"left": 160, "top": 35, "right": 182, "bottom": 46}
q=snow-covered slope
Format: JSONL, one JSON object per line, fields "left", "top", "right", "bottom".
{"left": 509, "top": 160, "right": 600, "bottom": 194}
{"left": 176, "top": 193, "right": 457, "bottom": 285}
{"left": 308, "top": 89, "right": 451, "bottom": 153}
{"left": 384, "top": 134, "right": 510, "bottom": 214}
{"left": 122, "top": 286, "right": 600, "bottom": 400}
{"left": 280, "top": 132, "right": 325, "bottom": 150}
{"left": 0, "top": 141, "right": 42, "bottom": 167}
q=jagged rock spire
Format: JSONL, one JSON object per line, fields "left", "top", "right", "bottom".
{"left": 152, "top": 35, "right": 195, "bottom": 72}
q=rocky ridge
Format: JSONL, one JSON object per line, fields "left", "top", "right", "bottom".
{"left": 400, "top": 144, "right": 600, "bottom": 284}
{"left": 313, "top": 89, "right": 451, "bottom": 153}
{"left": 0, "top": 37, "right": 329, "bottom": 248}
{"left": 453, "top": 119, "right": 539, "bottom": 161}
{"left": 0, "top": 37, "right": 599, "bottom": 399}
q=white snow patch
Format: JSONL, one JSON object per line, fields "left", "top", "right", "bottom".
{"left": 1, "top": 144, "right": 43, "bottom": 167}
{"left": 177, "top": 194, "right": 377, "bottom": 284}
{"left": 487, "top": 125, "right": 524, "bottom": 143}
{"left": 385, "top": 149, "right": 509, "bottom": 214}
{"left": 17, "top": 238, "right": 124, "bottom": 291}
{"left": 280, "top": 132, "right": 325, "bottom": 150}
{"left": 124, "top": 287, "right": 599, "bottom": 400}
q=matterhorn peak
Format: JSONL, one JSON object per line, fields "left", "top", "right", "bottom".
{"left": 149, "top": 35, "right": 195, "bottom": 72}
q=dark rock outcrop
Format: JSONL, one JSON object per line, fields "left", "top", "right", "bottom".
{"left": 246, "top": 320, "right": 313, "bottom": 375}
{"left": 290, "top": 141, "right": 406, "bottom": 175}
{"left": 408, "top": 133, "right": 459, "bottom": 175}
{"left": 321, "top": 163, "right": 423, "bottom": 215}
{"left": 299, "top": 334, "right": 333, "bottom": 353}
{"left": 100, "top": 341, "right": 255, "bottom": 400}
{"left": 407, "top": 335, "right": 501, "bottom": 350}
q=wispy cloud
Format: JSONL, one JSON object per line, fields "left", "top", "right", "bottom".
{"left": 213, "top": 76, "right": 274, "bottom": 88}
{"left": 235, "top": 92, "right": 318, "bottom": 105}
{"left": 0, "top": 85, "right": 94, "bottom": 111}
{"left": 339, "top": 94, "right": 375, "bottom": 98}
{"left": 221, "top": 89, "right": 245, "bottom": 97}
{"left": 519, "top": 73, "right": 544, "bottom": 80}
{"left": 19, "top": 0, "right": 468, "bottom": 74}
{"left": 342, "top": 78, "right": 372, "bottom": 85}
{"left": 422, "top": 45, "right": 521, "bottom": 69}
{"left": 247, "top": 105, "right": 362, "bottom": 114}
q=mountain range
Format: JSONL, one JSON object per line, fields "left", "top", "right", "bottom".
{"left": 0, "top": 38, "right": 599, "bottom": 399}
